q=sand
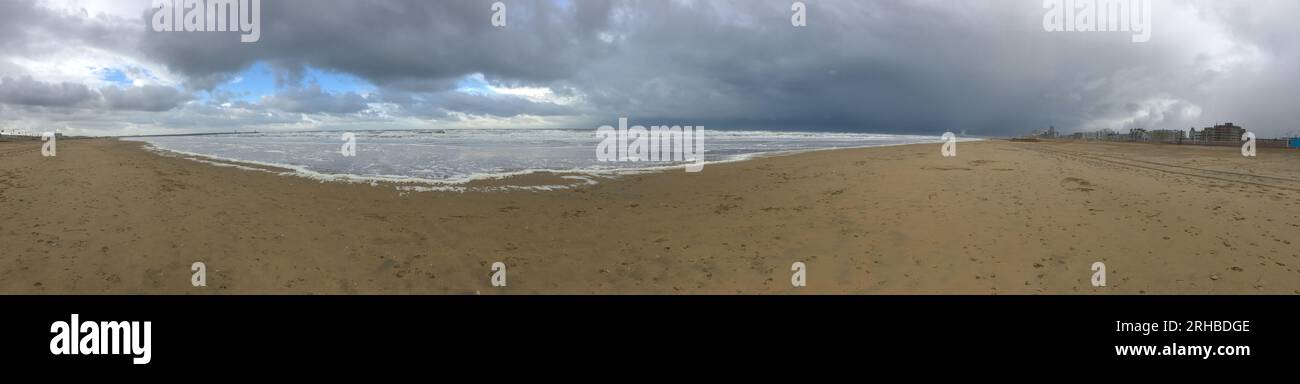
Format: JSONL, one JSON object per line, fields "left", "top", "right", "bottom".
{"left": 2, "top": 138, "right": 1299, "bottom": 294}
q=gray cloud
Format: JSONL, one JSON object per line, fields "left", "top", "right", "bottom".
{"left": 261, "top": 85, "right": 369, "bottom": 114}
{"left": 0, "top": 76, "right": 98, "bottom": 107}
{"left": 375, "top": 89, "right": 577, "bottom": 119}
{"left": 0, "top": 1, "right": 140, "bottom": 61}
{"left": 3, "top": 0, "right": 1300, "bottom": 137}
{"left": 101, "top": 84, "right": 193, "bottom": 111}
{"left": 0, "top": 76, "right": 189, "bottom": 112}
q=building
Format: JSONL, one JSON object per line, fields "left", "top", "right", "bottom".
{"left": 1148, "top": 129, "right": 1185, "bottom": 143}
{"left": 1032, "top": 126, "right": 1060, "bottom": 139}
{"left": 1191, "top": 123, "right": 1245, "bottom": 142}
{"left": 1129, "top": 128, "right": 1149, "bottom": 141}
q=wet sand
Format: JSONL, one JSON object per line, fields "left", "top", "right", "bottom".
{"left": 2, "top": 138, "right": 1299, "bottom": 294}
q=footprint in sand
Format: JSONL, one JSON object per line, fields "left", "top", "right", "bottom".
{"left": 1061, "top": 177, "right": 1096, "bottom": 192}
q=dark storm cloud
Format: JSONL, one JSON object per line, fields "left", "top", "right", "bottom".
{"left": 569, "top": 0, "right": 1300, "bottom": 135}
{"left": 557, "top": 0, "right": 1204, "bottom": 133}
{"left": 139, "top": 0, "right": 615, "bottom": 88}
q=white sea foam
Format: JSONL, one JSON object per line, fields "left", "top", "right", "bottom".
{"left": 125, "top": 129, "right": 968, "bottom": 191}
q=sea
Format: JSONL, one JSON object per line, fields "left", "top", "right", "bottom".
{"left": 123, "top": 129, "right": 951, "bottom": 191}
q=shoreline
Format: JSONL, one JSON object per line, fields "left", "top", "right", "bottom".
{"left": 127, "top": 135, "right": 960, "bottom": 192}
{"left": 2, "top": 138, "right": 1298, "bottom": 294}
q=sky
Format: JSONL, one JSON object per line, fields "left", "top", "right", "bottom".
{"left": 0, "top": 0, "right": 1298, "bottom": 137}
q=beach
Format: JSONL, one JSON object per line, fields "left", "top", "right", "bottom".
{"left": 2, "top": 138, "right": 1298, "bottom": 294}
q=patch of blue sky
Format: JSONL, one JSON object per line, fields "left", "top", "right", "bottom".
{"left": 211, "top": 62, "right": 276, "bottom": 103}
{"left": 303, "top": 67, "right": 373, "bottom": 95}
{"left": 94, "top": 65, "right": 174, "bottom": 88}
{"left": 455, "top": 73, "right": 494, "bottom": 95}
{"left": 212, "top": 62, "right": 376, "bottom": 104}
{"left": 94, "top": 67, "right": 134, "bottom": 86}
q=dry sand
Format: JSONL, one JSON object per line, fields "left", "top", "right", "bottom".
{"left": 2, "top": 138, "right": 1299, "bottom": 294}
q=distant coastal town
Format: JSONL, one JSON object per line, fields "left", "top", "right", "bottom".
{"left": 0, "top": 128, "right": 39, "bottom": 137}
{"left": 1031, "top": 122, "right": 1300, "bottom": 149}
{"left": 0, "top": 128, "right": 64, "bottom": 141}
